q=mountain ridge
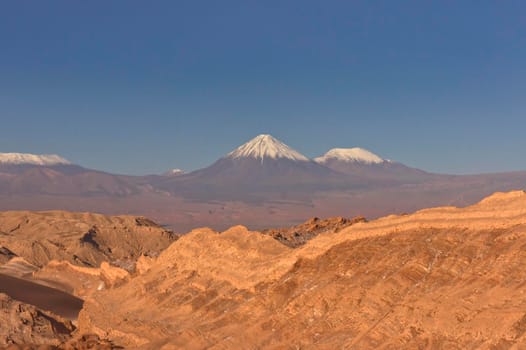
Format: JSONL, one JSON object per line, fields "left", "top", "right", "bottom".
{"left": 0, "top": 152, "right": 71, "bottom": 166}
{"left": 1, "top": 135, "right": 526, "bottom": 232}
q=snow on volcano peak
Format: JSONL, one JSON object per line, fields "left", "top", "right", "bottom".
{"left": 164, "top": 168, "right": 185, "bottom": 176}
{"left": 0, "top": 152, "right": 71, "bottom": 166}
{"left": 227, "top": 134, "right": 309, "bottom": 161}
{"left": 314, "top": 148, "right": 385, "bottom": 164}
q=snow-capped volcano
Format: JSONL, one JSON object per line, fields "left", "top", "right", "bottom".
{"left": 227, "top": 134, "right": 309, "bottom": 162}
{"left": 0, "top": 152, "right": 151, "bottom": 197}
{"left": 314, "top": 148, "right": 385, "bottom": 164}
{"left": 156, "top": 134, "right": 347, "bottom": 197}
{"left": 314, "top": 147, "right": 430, "bottom": 182}
{"left": 0, "top": 152, "right": 71, "bottom": 166}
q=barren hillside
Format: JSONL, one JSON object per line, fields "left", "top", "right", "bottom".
{"left": 0, "top": 211, "right": 177, "bottom": 269}
{"left": 73, "top": 191, "right": 526, "bottom": 349}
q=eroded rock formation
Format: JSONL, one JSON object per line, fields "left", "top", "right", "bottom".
{"left": 5, "top": 191, "right": 526, "bottom": 349}
{"left": 262, "top": 216, "right": 366, "bottom": 247}
{"left": 0, "top": 211, "right": 177, "bottom": 269}
{"left": 76, "top": 191, "right": 526, "bottom": 349}
{"left": 0, "top": 293, "right": 73, "bottom": 347}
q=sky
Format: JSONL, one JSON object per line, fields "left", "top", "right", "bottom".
{"left": 1, "top": 1, "right": 525, "bottom": 175}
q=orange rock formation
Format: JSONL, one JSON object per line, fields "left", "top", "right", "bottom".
{"left": 73, "top": 191, "right": 526, "bottom": 349}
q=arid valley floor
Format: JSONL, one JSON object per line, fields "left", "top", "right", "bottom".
{"left": 2, "top": 191, "right": 526, "bottom": 349}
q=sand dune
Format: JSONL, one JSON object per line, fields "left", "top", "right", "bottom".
{"left": 0, "top": 273, "right": 83, "bottom": 320}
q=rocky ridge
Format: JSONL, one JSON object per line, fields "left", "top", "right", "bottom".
{"left": 262, "top": 216, "right": 366, "bottom": 247}
{"left": 0, "top": 211, "right": 177, "bottom": 349}
{"left": 0, "top": 211, "right": 177, "bottom": 269}
{"left": 74, "top": 191, "right": 526, "bottom": 349}
{"left": 4, "top": 191, "right": 526, "bottom": 348}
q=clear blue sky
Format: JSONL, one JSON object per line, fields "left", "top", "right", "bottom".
{"left": 1, "top": 1, "right": 525, "bottom": 175}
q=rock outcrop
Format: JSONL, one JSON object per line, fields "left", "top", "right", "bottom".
{"left": 262, "top": 216, "right": 366, "bottom": 247}
{"left": 0, "top": 293, "right": 73, "bottom": 347}
{"left": 0, "top": 247, "right": 17, "bottom": 265}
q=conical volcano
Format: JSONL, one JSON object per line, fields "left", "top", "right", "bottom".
{"left": 156, "top": 134, "right": 349, "bottom": 199}
{"left": 227, "top": 134, "right": 310, "bottom": 162}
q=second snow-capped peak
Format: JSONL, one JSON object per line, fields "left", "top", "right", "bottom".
{"left": 314, "top": 148, "right": 385, "bottom": 164}
{"left": 0, "top": 152, "right": 71, "bottom": 166}
{"left": 163, "top": 168, "right": 185, "bottom": 176}
{"left": 227, "top": 134, "right": 309, "bottom": 161}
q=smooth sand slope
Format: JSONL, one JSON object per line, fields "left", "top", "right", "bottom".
{"left": 0, "top": 273, "right": 83, "bottom": 320}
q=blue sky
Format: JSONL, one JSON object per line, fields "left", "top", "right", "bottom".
{"left": 1, "top": 1, "right": 525, "bottom": 175}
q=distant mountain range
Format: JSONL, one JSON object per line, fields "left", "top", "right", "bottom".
{"left": 152, "top": 134, "right": 438, "bottom": 199}
{"left": 1, "top": 134, "right": 526, "bottom": 231}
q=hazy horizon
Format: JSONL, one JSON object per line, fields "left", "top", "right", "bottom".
{"left": 1, "top": 1, "right": 525, "bottom": 175}
{"left": 3, "top": 132, "right": 526, "bottom": 177}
